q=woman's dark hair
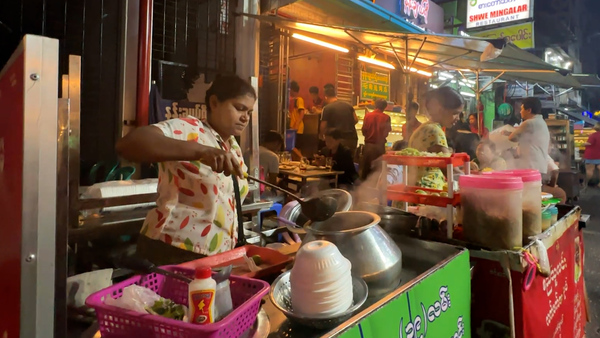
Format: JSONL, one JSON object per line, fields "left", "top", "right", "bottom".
{"left": 325, "top": 129, "right": 343, "bottom": 140}
{"left": 205, "top": 74, "right": 256, "bottom": 112}
{"left": 521, "top": 97, "right": 542, "bottom": 115}
{"left": 425, "top": 86, "right": 464, "bottom": 110}
{"left": 290, "top": 80, "right": 300, "bottom": 93}
{"left": 309, "top": 86, "right": 319, "bottom": 95}
{"left": 375, "top": 99, "right": 388, "bottom": 111}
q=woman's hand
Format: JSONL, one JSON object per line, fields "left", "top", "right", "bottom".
{"left": 195, "top": 144, "right": 244, "bottom": 178}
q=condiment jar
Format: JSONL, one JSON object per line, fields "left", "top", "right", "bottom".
{"left": 542, "top": 210, "right": 553, "bottom": 232}
{"left": 486, "top": 169, "right": 543, "bottom": 245}
{"left": 460, "top": 175, "right": 523, "bottom": 250}
{"left": 548, "top": 207, "right": 559, "bottom": 228}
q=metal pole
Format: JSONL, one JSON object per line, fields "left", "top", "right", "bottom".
{"left": 476, "top": 70, "right": 481, "bottom": 136}
{"left": 136, "top": 0, "right": 153, "bottom": 127}
{"left": 405, "top": 37, "right": 410, "bottom": 108}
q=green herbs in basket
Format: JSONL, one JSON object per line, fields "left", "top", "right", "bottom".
{"left": 146, "top": 299, "right": 187, "bottom": 321}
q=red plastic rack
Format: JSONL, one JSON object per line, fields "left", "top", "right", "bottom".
{"left": 382, "top": 152, "right": 470, "bottom": 168}
{"left": 387, "top": 184, "right": 461, "bottom": 208}
{"left": 383, "top": 152, "right": 470, "bottom": 239}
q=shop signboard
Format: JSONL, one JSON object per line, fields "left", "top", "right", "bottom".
{"left": 466, "top": 0, "right": 532, "bottom": 29}
{"left": 340, "top": 251, "right": 471, "bottom": 338}
{"left": 471, "top": 22, "right": 534, "bottom": 49}
{"left": 397, "top": 0, "right": 445, "bottom": 33}
{"left": 360, "top": 65, "right": 391, "bottom": 101}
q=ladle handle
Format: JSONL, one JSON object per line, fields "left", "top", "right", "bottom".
{"left": 244, "top": 174, "right": 303, "bottom": 202}
{"left": 276, "top": 217, "right": 307, "bottom": 235}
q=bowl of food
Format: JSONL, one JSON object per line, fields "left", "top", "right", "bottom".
{"left": 270, "top": 270, "right": 368, "bottom": 330}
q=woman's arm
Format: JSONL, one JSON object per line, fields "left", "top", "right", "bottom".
{"left": 116, "top": 126, "right": 243, "bottom": 177}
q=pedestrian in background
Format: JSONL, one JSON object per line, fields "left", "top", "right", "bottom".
{"left": 360, "top": 99, "right": 391, "bottom": 180}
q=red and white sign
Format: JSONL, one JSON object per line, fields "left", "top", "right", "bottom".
{"left": 403, "top": 0, "right": 430, "bottom": 24}
{"left": 466, "top": 0, "right": 532, "bottom": 29}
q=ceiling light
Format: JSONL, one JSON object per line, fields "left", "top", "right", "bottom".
{"left": 295, "top": 23, "right": 346, "bottom": 38}
{"left": 431, "top": 84, "right": 439, "bottom": 88}
{"left": 358, "top": 55, "right": 395, "bottom": 69}
{"left": 292, "top": 33, "right": 349, "bottom": 53}
{"left": 461, "top": 91, "right": 476, "bottom": 97}
{"left": 404, "top": 67, "right": 432, "bottom": 77}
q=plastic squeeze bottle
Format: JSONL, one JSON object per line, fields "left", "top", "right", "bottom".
{"left": 188, "top": 266, "right": 216, "bottom": 325}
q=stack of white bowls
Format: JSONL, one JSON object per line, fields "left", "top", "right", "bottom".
{"left": 290, "top": 240, "right": 353, "bottom": 317}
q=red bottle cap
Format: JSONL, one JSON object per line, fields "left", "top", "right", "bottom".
{"left": 195, "top": 267, "right": 212, "bottom": 279}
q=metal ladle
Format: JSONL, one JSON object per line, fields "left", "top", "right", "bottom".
{"left": 244, "top": 174, "right": 338, "bottom": 222}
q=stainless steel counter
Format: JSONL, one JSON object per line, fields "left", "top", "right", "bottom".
{"left": 262, "top": 236, "right": 464, "bottom": 338}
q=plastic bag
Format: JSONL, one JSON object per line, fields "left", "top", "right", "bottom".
{"left": 104, "top": 284, "right": 161, "bottom": 314}
{"left": 532, "top": 239, "right": 551, "bottom": 277}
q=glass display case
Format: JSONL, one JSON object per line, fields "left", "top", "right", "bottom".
{"left": 355, "top": 106, "right": 406, "bottom": 147}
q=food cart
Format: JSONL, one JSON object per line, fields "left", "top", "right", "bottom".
{"left": 0, "top": 17, "right": 591, "bottom": 338}
{"left": 263, "top": 237, "right": 471, "bottom": 338}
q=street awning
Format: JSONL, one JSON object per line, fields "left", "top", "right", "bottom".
{"left": 245, "top": 14, "right": 581, "bottom": 88}
{"left": 270, "top": 0, "right": 424, "bottom": 33}
{"left": 571, "top": 74, "right": 600, "bottom": 88}
{"left": 556, "top": 106, "right": 596, "bottom": 126}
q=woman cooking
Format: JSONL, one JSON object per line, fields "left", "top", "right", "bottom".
{"left": 408, "top": 87, "right": 464, "bottom": 190}
{"left": 116, "top": 75, "right": 256, "bottom": 265}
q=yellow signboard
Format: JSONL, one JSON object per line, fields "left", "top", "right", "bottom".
{"left": 471, "top": 22, "right": 534, "bottom": 50}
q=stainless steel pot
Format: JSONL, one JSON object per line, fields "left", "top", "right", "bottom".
{"left": 301, "top": 211, "right": 403, "bottom": 297}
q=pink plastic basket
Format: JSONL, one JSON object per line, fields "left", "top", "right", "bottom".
{"left": 86, "top": 266, "right": 270, "bottom": 338}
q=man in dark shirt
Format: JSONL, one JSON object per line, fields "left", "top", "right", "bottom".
{"left": 320, "top": 129, "right": 358, "bottom": 188}
{"left": 320, "top": 87, "right": 359, "bottom": 157}
{"left": 360, "top": 99, "right": 391, "bottom": 180}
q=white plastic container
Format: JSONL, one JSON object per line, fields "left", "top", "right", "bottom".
{"left": 290, "top": 240, "right": 353, "bottom": 316}
{"left": 496, "top": 169, "right": 542, "bottom": 244}
{"left": 460, "top": 175, "right": 523, "bottom": 250}
{"left": 188, "top": 267, "right": 216, "bottom": 325}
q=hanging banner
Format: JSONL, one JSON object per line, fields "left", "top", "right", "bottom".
{"left": 466, "top": 0, "right": 532, "bottom": 29}
{"left": 471, "top": 22, "right": 534, "bottom": 49}
{"left": 360, "top": 65, "right": 391, "bottom": 101}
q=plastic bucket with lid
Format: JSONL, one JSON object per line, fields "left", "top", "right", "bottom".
{"left": 459, "top": 175, "right": 523, "bottom": 250}
{"left": 487, "top": 169, "right": 542, "bottom": 245}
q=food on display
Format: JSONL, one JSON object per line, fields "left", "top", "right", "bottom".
{"left": 395, "top": 148, "right": 452, "bottom": 157}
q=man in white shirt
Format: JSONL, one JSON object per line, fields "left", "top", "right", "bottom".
{"left": 259, "top": 131, "right": 284, "bottom": 185}
{"left": 505, "top": 97, "right": 550, "bottom": 174}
